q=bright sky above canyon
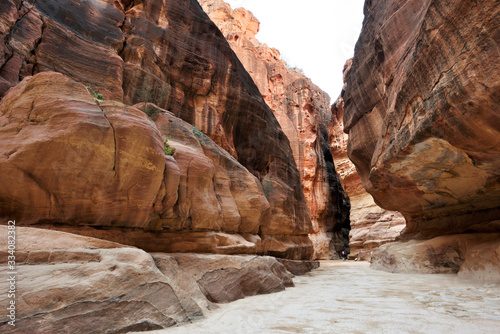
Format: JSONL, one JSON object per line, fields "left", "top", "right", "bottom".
{"left": 225, "top": 0, "right": 365, "bottom": 100}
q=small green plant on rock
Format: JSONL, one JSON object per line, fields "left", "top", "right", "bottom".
{"left": 191, "top": 126, "right": 207, "bottom": 144}
{"left": 86, "top": 86, "right": 104, "bottom": 101}
{"left": 134, "top": 71, "right": 171, "bottom": 119}
{"left": 143, "top": 103, "right": 161, "bottom": 120}
{"left": 164, "top": 137, "right": 176, "bottom": 156}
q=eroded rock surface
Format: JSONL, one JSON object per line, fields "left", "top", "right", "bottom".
{"left": 330, "top": 60, "right": 405, "bottom": 260}
{"left": 277, "top": 259, "right": 320, "bottom": 276}
{"left": 0, "top": 71, "right": 313, "bottom": 258}
{"left": 371, "top": 234, "right": 500, "bottom": 284}
{"left": 199, "top": 0, "right": 350, "bottom": 259}
{"left": 0, "top": 226, "right": 196, "bottom": 333}
{"left": 343, "top": 0, "right": 500, "bottom": 238}
{"left": 0, "top": 0, "right": 313, "bottom": 258}
{"left": 153, "top": 253, "right": 294, "bottom": 304}
{"left": 0, "top": 226, "right": 299, "bottom": 332}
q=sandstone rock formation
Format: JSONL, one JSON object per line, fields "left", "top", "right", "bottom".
{"left": 0, "top": 71, "right": 313, "bottom": 258}
{"left": 330, "top": 60, "right": 405, "bottom": 260}
{"left": 277, "top": 259, "right": 320, "bottom": 276}
{"left": 198, "top": 0, "right": 350, "bottom": 259}
{"left": 0, "top": 226, "right": 297, "bottom": 332}
{"left": 153, "top": 253, "right": 294, "bottom": 304}
{"left": 0, "top": 0, "right": 315, "bottom": 258}
{"left": 343, "top": 0, "right": 500, "bottom": 272}
{"left": 371, "top": 234, "right": 500, "bottom": 284}
{"left": 0, "top": 226, "right": 201, "bottom": 333}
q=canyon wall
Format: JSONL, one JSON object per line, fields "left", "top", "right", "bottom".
{"left": 330, "top": 60, "right": 405, "bottom": 260}
{"left": 344, "top": 0, "right": 500, "bottom": 278}
{"left": 198, "top": 0, "right": 350, "bottom": 259}
{"left": 0, "top": 0, "right": 316, "bottom": 259}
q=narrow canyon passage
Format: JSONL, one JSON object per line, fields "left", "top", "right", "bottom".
{"left": 138, "top": 262, "right": 500, "bottom": 334}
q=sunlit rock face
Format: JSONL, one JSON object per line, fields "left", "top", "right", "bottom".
{"left": 0, "top": 72, "right": 313, "bottom": 258}
{"left": 330, "top": 60, "right": 406, "bottom": 261}
{"left": 199, "top": 0, "right": 350, "bottom": 259}
{"left": 344, "top": 0, "right": 500, "bottom": 271}
{"left": 0, "top": 0, "right": 315, "bottom": 258}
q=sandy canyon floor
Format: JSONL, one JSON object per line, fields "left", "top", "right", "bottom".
{"left": 134, "top": 261, "right": 500, "bottom": 334}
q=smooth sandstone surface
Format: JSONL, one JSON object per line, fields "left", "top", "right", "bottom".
{"left": 0, "top": 71, "right": 312, "bottom": 258}
{"left": 0, "top": 226, "right": 298, "bottom": 332}
{"left": 199, "top": 0, "right": 350, "bottom": 259}
{"left": 371, "top": 233, "right": 500, "bottom": 284}
{"left": 0, "top": 226, "right": 195, "bottom": 333}
{"left": 137, "top": 261, "right": 500, "bottom": 334}
{"left": 153, "top": 253, "right": 294, "bottom": 304}
{"left": 0, "top": 0, "right": 314, "bottom": 258}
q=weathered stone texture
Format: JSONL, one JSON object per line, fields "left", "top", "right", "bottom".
{"left": 0, "top": 71, "right": 313, "bottom": 258}
{"left": 0, "top": 226, "right": 298, "bottom": 332}
{"left": 330, "top": 60, "right": 406, "bottom": 261}
{"left": 153, "top": 253, "right": 294, "bottom": 304}
{"left": 199, "top": 0, "right": 350, "bottom": 259}
{"left": 0, "top": 0, "right": 314, "bottom": 258}
{"left": 343, "top": 0, "right": 500, "bottom": 238}
{"left": 371, "top": 234, "right": 500, "bottom": 284}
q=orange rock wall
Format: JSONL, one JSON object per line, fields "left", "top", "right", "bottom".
{"left": 343, "top": 0, "right": 500, "bottom": 238}
{"left": 330, "top": 60, "right": 406, "bottom": 260}
{"left": 0, "top": 0, "right": 316, "bottom": 259}
{"left": 344, "top": 0, "right": 500, "bottom": 273}
{"left": 199, "top": 0, "right": 350, "bottom": 259}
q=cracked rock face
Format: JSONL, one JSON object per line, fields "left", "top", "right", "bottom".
{"left": 199, "top": 0, "right": 350, "bottom": 259}
{"left": 0, "top": 72, "right": 312, "bottom": 259}
{"left": 0, "top": 0, "right": 314, "bottom": 258}
{"left": 343, "top": 0, "right": 500, "bottom": 238}
{"left": 0, "top": 72, "right": 165, "bottom": 227}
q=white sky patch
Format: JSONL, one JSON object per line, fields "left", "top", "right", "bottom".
{"left": 224, "top": 0, "right": 365, "bottom": 100}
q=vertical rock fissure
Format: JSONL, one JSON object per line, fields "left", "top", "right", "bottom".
{"left": 98, "top": 102, "right": 118, "bottom": 175}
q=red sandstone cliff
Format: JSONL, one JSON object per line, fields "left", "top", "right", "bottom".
{"left": 344, "top": 0, "right": 500, "bottom": 280}
{"left": 198, "top": 0, "right": 350, "bottom": 259}
{"left": 330, "top": 60, "right": 405, "bottom": 260}
{"left": 0, "top": 0, "right": 315, "bottom": 259}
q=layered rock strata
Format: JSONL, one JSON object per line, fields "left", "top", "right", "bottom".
{"left": 343, "top": 0, "right": 500, "bottom": 273}
{"left": 153, "top": 253, "right": 294, "bottom": 304}
{"left": 330, "top": 60, "right": 405, "bottom": 260}
{"left": 199, "top": 0, "right": 350, "bottom": 259}
{"left": 0, "top": 71, "right": 312, "bottom": 258}
{"left": 0, "top": 226, "right": 296, "bottom": 332}
{"left": 371, "top": 234, "right": 500, "bottom": 284}
{"left": 0, "top": 0, "right": 314, "bottom": 258}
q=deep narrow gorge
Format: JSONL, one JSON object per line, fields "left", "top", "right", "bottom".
{"left": 0, "top": 0, "right": 499, "bottom": 332}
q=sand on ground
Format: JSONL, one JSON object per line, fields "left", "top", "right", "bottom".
{"left": 132, "top": 261, "right": 500, "bottom": 334}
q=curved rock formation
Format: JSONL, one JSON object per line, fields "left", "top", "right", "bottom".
{"left": 0, "top": 71, "right": 312, "bottom": 258}
{"left": 371, "top": 233, "right": 500, "bottom": 284}
{"left": 330, "top": 60, "right": 405, "bottom": 260}
{"left": 0, "top": 0, "right": 314, "bottom": 258}
{"left": 0, "top": 226, "right": 296, "bottom": 332}
{"left": 0, "top": 226, "right": 203, "bottom": 333}
{"left": 198, "top": 0, "right": 350, "bottom": 259}
{"left": 153, "top": 253, "right": 294, "bottom": 304}
{"left": 344, "top": 0, "right": 500, "bottom": 274}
